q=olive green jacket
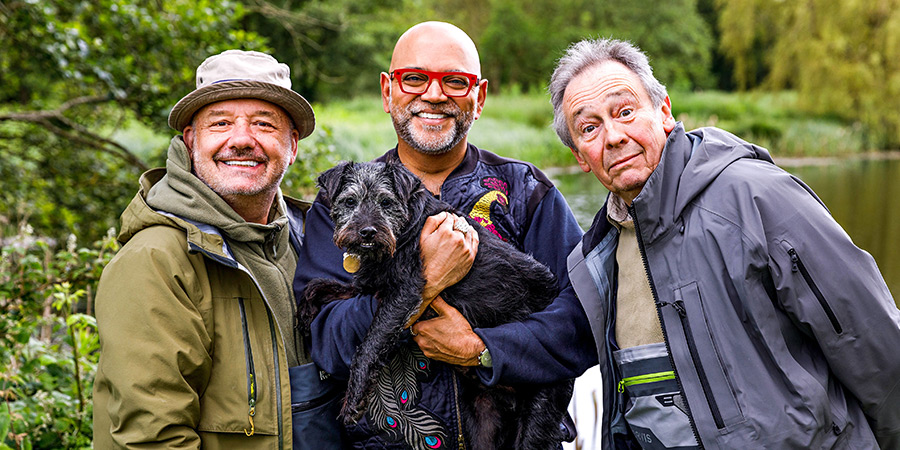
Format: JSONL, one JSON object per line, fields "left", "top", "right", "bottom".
{"left": 93, "top": 137, "right": 310, "bottom": 449}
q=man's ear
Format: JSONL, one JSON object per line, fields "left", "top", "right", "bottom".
{"left": 473, "top": 78, "right": 488, "bottom": 120}
{"left": 183, "top": 126, "right": 194, "bottom": 151}
{"left": 380, "top": 72, "right": 392, "bottom": 114}
{"left": 570, "top": 147, "right": 592, "bottom": 174}
{"left": 288, "top": 128, "right": 300, "bottom": 165}
{"left": 661, "top": 95, "right": 676, "bottom": 133}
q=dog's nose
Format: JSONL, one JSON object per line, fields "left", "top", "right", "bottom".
{"left": 358, "top": 226, "right": 377, "bottom": 240}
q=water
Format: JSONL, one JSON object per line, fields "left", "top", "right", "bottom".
{"left": 553, "top": 157, "right": 900, "bottom": 450}
{"left": 551, "top": 157, "right": 900, "bottom": 298}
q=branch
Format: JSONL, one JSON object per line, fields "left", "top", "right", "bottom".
{"left": 0, "top": 95, "right": 149, "bottom": 171}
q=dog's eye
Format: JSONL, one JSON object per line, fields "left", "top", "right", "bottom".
{"left": 379, "top": 198, "right": 393, "bottom": 208}
{"left": 340, "top": 197, "right": 357, "bottom": 208}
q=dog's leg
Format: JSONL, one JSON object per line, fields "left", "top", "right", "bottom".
{"left": 513, "top": 381, "right": 575, "bottom": 449}
{"left": 340, "top": 289, "right": 424, "bottom": 424}
{"left": 298, "top": 278, "right": 359, "bottom": 337}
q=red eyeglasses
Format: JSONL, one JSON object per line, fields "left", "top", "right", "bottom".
{"left": 390, "top": 69, "right": 480, "bottom": 97}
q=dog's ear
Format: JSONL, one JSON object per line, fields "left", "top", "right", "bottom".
{"left": 383, "top": 162, "right": 426, "bottom": 203}
{"left": 316, "top": 161, "right": 355, "bottom": 203}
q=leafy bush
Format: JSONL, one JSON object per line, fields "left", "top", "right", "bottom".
{"left": 1, "top": 226, "right": 118, "bottom": 449}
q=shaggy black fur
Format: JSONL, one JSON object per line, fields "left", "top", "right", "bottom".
{"left": 302, "top": 161, "right": 574, "bottom": 449}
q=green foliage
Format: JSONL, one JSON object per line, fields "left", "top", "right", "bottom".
{"left": 1, "top": 227, "right": 118, "bottom": 449}
{"left": 0, "top": 0, "right": 269, "bottom": 242}
{"left": 717, "top": 0, "right": 900, "bottom": 148}
{"left": 672, "top": 90, "right": 866, "bottom": 157}
{"left": 239, "top": 0, "right": 408, "bottom": 102}
{"left": 589, "top": 0, "right": 716, "bottom": 91}
{"left": 479, "top": 0, "right": 715, "bottom": 92}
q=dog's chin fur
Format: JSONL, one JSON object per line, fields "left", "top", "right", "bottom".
{"left": 302, "top": 160, "right": 575, "bottom": 449}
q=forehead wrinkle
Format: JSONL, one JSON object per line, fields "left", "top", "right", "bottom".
{"left": 566, "top": 81, "right": 640, "bottom": 120}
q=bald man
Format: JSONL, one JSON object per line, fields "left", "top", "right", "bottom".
{"left": 294, "top": 21, "right": 596, "bottom": 449}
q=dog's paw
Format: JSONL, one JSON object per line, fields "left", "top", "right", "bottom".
{"left": 339, "top": 401, "right": 365, "bottom": 425}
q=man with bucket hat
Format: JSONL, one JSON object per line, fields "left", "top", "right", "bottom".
{"left": 93, "top": 50, "right": 342, "bottom": 449}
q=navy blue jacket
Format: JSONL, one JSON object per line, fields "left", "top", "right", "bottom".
{"left": 295, "top": 144, "right": 597, "bottom": 448}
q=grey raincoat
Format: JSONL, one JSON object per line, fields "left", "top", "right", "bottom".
{"left": 568, "top": 124, "right": 900, "bottom": 449}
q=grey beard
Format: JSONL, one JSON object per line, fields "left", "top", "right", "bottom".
{"left": 390, "top": 101, "right": 475, "bottom": 155}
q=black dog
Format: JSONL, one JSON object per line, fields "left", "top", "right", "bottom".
{"left": 302, "top": 161, "right": 573, "bottom": 449}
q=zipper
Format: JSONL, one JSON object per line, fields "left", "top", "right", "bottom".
{"left": 618, "top": 370, "right": 677, "bottom": 393}
{"left": 183, "top": 221, "right": 288, "bottom": 447}
{"left": 788, "top": 248, "right": 842, "bottom": 333}
{"left": 266, "top": 310, "right": 284, "bottom": 448}
{"left": 238, "top": 298, "right": 258, "bottom": 436}
{"left": 672, "top": 300, "right": 725, "bottom": 429}
{"left": 291, "top": 386, "right": 341, "bottom": 413}
{"left": 628, "top": 206, "right": 704, "bottom": 447}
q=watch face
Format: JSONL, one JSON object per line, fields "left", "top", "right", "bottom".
{"left": 479, "top": 348, "right": 492, "bottom": 367}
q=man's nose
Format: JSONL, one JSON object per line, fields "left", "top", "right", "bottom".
{"left": 604, "top": 121, "right": 628, "bottom": 148}
{"left": 419, "top": 77, "right": 448, "bottom": 102}
{"left": 229, "top": 120, "right": 255, "bottom": 148}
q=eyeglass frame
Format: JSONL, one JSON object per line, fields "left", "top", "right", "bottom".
{"left": 389, "top": 69, "right": 481, "bottom": 98}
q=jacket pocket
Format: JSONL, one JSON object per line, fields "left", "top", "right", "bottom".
{"left": 289, "top": 363, "right": 346, "bottom": 450}
{"left": 663, "top": 282, "right": 743, "bottom": 430}
{"left": 786, "top": 247, "right": 843, "bottom": 334}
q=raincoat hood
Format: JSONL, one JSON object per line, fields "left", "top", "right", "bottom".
{"left": 118, "top": 136, "right": 289, "bottom": 247}
{"left": 629, "top": 123, "right": 774, "bottom": 244}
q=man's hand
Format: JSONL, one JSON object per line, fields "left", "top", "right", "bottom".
{"left": 410, "top": 297, "right": 484, "bottom": 366}
{"left": 419, "top": 211, "right": 479, "bottom": 303}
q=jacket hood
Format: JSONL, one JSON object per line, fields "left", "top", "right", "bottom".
{"left": 118, "top": 136, "right": 289, "bottom": 248}
{"left": 630, "top": 123, "right": 773, "bottom": 244}
{"left": 581, "top": 123, "right": 774, "bottom": 253}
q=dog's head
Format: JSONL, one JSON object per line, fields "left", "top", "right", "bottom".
{"left": 316, "top": 161, "right": 427, "bottom": 262}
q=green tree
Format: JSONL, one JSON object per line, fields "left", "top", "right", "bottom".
{"left": 0, "top": 0, "right": 268, "bottom": 242}
{"left": 478, "top": 0, "right": 715, "bottom": 93}
{"left": 717, "top": 0, "right": 900, "bottom": 148}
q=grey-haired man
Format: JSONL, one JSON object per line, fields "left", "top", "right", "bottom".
{"left": 93, "top": 50, "right": 339, "bottom": 449}
{"left": 552, "top": 38, "right": 900, "bottom": 449}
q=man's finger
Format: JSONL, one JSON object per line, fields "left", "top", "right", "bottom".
{"left": 421, "top": 211, "right": 450, "bottom": 235}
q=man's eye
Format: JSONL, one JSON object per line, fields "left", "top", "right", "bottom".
{"left": 256, "top": 121, "right": 275, "bottom": 128}
{"left": 444, "top": 77, "right": 469, "bottom": 87}
{"left": 212, "top": 121, "right": 228, "bottom": 127}
{"left": 402, "top": 74, "right": 428, "bottom": 84}
{"left": 582, "top": 125, "right": 596, "bottom": 134}
{"left": 620, "top": 109, "right": 633, "bottom": 118}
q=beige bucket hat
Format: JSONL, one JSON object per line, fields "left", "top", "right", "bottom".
{"left": 168, "top": 50, "right": 315, "bottom": 139}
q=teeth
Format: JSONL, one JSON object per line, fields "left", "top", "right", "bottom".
{"left": 224, "top": 161, "right": 260, "bottom": 167}
{"left": 418, "top": 112, "right": 447, "bottom": 119}
{"left": 361, "top": 243, "right": 374, "bottom": 248}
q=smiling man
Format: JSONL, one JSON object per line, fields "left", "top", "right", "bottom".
{"left": 92, "top": 50, "right": 331, "bottom": 449}
{"left": 294, "top": 22, "right": 595, "bottom": 449}
{"left": 551, "top": 38, "right": 900, "bottom": 449}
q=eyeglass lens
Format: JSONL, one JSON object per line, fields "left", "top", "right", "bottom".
{"left": 397, "top": 70, "right": 474, "bottom": 97}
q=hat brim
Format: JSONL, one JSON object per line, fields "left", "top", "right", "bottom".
{"left": 167, "top": 80, "right": 315, "bottom": 140}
